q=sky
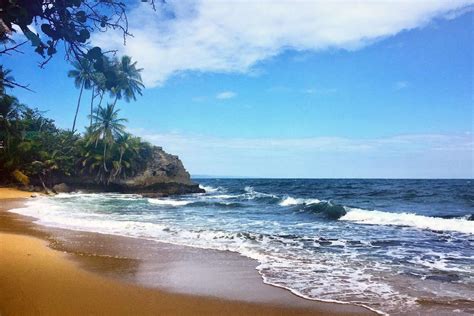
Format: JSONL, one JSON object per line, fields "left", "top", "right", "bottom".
{"left": 2, "top": 0, "right": 473, "bottom": 178}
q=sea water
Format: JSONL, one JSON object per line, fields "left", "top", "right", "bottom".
{"left": 10, "top": 179, "right": 474, "bottom": 314}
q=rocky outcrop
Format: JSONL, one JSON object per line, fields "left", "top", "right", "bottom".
{"left": 49, "top": 146, "right": 204, "bottom": 196}
{"left": 52, "top": 183, "right": 72, "bottom": 193}
{"left": 112, "top": 146, "right": 204, "bottom": 196}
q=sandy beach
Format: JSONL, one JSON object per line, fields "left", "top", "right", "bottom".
{"left": 0, "top": 188, "right": 373, "bottom": 316}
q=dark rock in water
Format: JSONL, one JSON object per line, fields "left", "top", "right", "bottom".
{"left": 55, "top": 146, "right": 204, "bottom": 196}
{"left": 52, "top": 183, "right": 71, "bottom": 193}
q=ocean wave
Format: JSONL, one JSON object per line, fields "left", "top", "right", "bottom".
{"left": 55, "top": 192, "right": 143, "bottom": 200}
{"left": 340, "top": 208, "right": 474, "bottom": 235}
{"left": 303, "top": 202, "right": 347, "bottom": 220}
{"left": 189, "top": 201, "right": 244, "bottom": 208}
{"left": 211, "top": 194, "right": 240, "bottom": 199}
{"left": 243, "top": 186, "right": 279, "bottom": 201}
{"left": 147, "top": 198, "right": 191, "bottom": 206}
{"left": 199, "top": 185, "right": 222, "bottom": 193}
{"left": 278, "top": 197, "right": 345, "bottom": 220}
{"left": 279, "top": 196, "right": 321, "bottom": 206}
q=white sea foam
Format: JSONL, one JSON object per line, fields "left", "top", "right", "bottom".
{"left": 55, "top": 192, "right": 143, "bottom": 200}
{"left": 199, "top": 185, "right": 221, "bottom": 193}
{"left": 147, "top": 198, "right": 191, "bottom": 206}
{"left": 244, "top": 186, "right": 278, "bottom": 199}
{"left": 211, "top": 194, "right": 238, "bottom": 199}
{"left": 279, "top": 196, "right": 321, "bottom": 206}
{"left": 340, "top": 208, "right": 474, "bottom": 235}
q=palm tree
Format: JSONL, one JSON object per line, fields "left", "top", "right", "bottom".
{"left": 0, "top": 66, "right": 15, "bottom": 93}
{"left": 112, "top": 133, "right": 141, "bottom": 178}
{"left": 110, "top": 56, "right": 144, "bottom": 110}
{"left": 68, "top": 58, "right": 95, "bottom": 132}
{"left": 89, "top": 71, "right": 107, "bottom": 127}
{"left": 0, "top": 94, "right": 23, "bottom": 153}
{"left": 88, "top": 103, "right": 127, "bottom": 172}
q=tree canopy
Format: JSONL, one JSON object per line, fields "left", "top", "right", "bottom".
{"left": 0, "top": 1, "right": 151, "bottom": 189}
{"left": 0, "top": 97, "right": 152, "bottom": 189}
{"left": 1, "top": 0, "right": 134, "bottom": 62}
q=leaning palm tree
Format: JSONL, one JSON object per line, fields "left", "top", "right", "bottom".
{"left": 68, "top": 58, "right": 95, "bottom": 132}
{"left": 88, "top": 103, "right": 127, "bottom": 172}
{"left": 110, "top": 56, "right": 144, "bottom": 110}
{"left": 112, "top": 133, "right": 142, "bottom": 178}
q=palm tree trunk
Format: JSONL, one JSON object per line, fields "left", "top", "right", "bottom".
{"left": 38, "top": 174, "right": 48, "bottom": 194}
{"left": 98, "top": 91, "right": 104, "bottom": 107}
{"left": 111, "top": 95, "right": 119, "bottom": 111}
{"left": 72, "top": 81, "right": 84, "bottom": 132}
{"left": 90, "top": 85, "right": 95, "bottom": 127}
{"left": 103, "top": 142, "right": 108, "bottom": 172}
{"left": 114, "top": 150, "right": 124, "bottom": 177}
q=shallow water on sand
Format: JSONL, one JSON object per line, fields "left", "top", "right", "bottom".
{"left": 10, "top": 179, "right": 474, "bottom": 315}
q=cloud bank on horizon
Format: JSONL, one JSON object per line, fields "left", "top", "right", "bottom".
{"left": 92, "top": 0, "right": 473, "bottom": 87}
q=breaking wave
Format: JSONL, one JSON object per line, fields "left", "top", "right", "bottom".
{"left": 341, "top": 208, "right": 474, "bottom": 234}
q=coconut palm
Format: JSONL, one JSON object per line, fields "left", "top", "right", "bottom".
{"left": 89, "top": 71, "right": 107, "bottom": 127}
{"left": 110, "top": 56, "right": 144, "bottom": 110}
{"left": 88, "top": 103, "right": 127, "bottom": 172}
{"left": 68, "top": 58, "right": 95, "bottom": 132}
{"left": 112, "top": 133, "right": 141, "bottom": 178}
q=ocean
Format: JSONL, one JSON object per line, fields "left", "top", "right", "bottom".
{"left": 10, "top": 179, "right": 474, "bottom": 315}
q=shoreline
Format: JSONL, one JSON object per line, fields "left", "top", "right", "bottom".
{"left": 0, "top": 188, "right": 374, "bottom": 315}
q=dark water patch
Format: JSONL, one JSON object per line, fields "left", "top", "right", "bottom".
{"left": 369, "top": 239, "right": 402, "bottom": 247}
{"left": 367, "top": 190, "right": 392, "bottom": 197}
{"left": 189, "top": 201, "right": 245, "bottom": 208}
{"left": 299, "top": 202, "right": 347, "bottom": 220}
{"left": 251, "top": 195, "right": 281, "bottom": 204}
{"left": 425, "top": 273, "right": 461, "bottom": 282}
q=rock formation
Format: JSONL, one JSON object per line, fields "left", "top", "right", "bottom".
{"left": 52, "top": 146, "right": 204, "bottom": 196}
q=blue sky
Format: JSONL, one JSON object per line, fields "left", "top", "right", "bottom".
{"left": 3, "top": 1, "right": 473, "bottom": 178}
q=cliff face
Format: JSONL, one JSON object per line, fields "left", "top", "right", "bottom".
{"left": 52, "top": 146, "right": 204, "bottom": 196}
{"left": 120, "top": 146, "right": 194, "bottom": 187}
{"left": 113, "top": 146, "right": 204, "bottom": 196}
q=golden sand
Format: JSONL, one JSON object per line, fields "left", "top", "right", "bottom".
{"left": 0, "top": 187, "right": 37, "bottom": 199}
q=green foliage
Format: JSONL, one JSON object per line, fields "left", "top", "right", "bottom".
{"left": 0, "top": 0, "right": 132, "bottom": 65}
{"left": 67, "top": 55, "right": 144, "bottom": 132}
{"left": 0, "top": 95, "right": 152, "bottom": 188}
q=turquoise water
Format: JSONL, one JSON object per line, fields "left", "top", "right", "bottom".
{"left": 11, "top": 179, "right": 474, "bottom": 314}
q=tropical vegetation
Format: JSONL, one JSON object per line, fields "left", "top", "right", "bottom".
{"left": 0, "top": 1, "right": 153, "bottom": 191}
{"left": 67, "top": 55, "right": 144, "bottom": 131}
{"left": 0, "top": 66, "right": 151, "bottom": 191}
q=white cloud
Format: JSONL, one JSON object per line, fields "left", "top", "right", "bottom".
{"left": 130, "top": 129, "right": 473, "bottom": 178}
{"left": 216, "top": 91, "right": 237, "bottom": 100}
{"left": 92, "top": 1, "right": 474, "bottom": 87}
{"left": 302, "top": 87, "right": 338, "bottom": 95}
{"left": 394, "top": 81, "right": 410, "bottom": 90}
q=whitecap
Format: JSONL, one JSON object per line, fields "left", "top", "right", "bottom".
{"left": 340, "top": 208, "right": 474, "bottom": 235}
{"left": 148, "top": 198, "right": 191, "bottom": 206}
{"left": 279, "top": 196, "right": 321, "bottom": 206}
{"left": 199, "top": 185, "right": 221, "bottom": 193}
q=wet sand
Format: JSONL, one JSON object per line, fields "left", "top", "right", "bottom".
{"left": 0, "top": 188, "right": 374, "bottom": 315}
